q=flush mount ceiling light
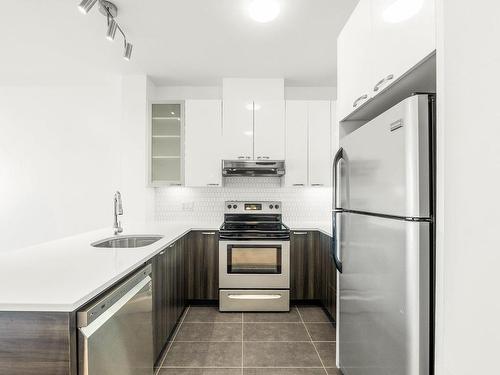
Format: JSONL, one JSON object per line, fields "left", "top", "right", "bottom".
{"left": 78, "top": 0, "right": 134, "bottom": 61}
{"left": 383, "top": 0, "right": 424, "bottom": 23}
{"left": 248, "top": 0, "right": 281, "bottom": 23}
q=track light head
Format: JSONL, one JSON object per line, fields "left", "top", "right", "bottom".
{"left": 106, "top": 19, "right": 118, "bottom": 41}
{"left": 78, "top": 0, "right": 98, "bottom": 14}
{"left": 123, "top": 42, "right": 133, "bottom": 61}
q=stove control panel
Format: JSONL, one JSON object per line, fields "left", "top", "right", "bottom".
{"left": 224, "top": 201, "right": 282, "bottom": 214}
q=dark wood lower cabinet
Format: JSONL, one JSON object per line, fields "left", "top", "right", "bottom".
{"left": 185, "top": 231, "right": 219, "bottom": 300}
{"left": 319, "top": 232, "right": 337, "bottom": 319}
{"left": 0, "top": 312, "right": 77, "bottom": 375}
{"left": 290, "top": 230, "right": 337, "bottom": 321}
{"left": 290, "top": 231, "right": 320, "bottom": 300}
{"left": 152, "top": 237, "right": 187, "bottom": 364}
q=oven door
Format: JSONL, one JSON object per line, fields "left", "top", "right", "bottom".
{"left": 219, "top": 240, "right": 290, "bottom": 289}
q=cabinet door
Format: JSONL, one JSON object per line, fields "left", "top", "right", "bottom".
{"left": 284, "top": 101, "right": 309, "bottom": 187}
{"left": 185, "top": 231, "right": 219, "bottom": 300}
{"left": 222, "top": 100, "right": 254, "bottom": 160}
{"left": 290, "top": 231, "right": 320, "bottom": 300}
{"left": 152, "top": 249, "right": 168, "bottom": 362}
{"left": 185, "top": 100, "right": 223, "bottom": 187}
{"left": 150, "top": 102, "right": 184, "bottom": 186}
{"left": 337, "top": 0, "right": 373, "bottom": 120}
{"left": 308, "top": 101, "right": 332, "bottom": 187}
{"left": 370, "top": 0, "right": 435, "bottom": 94}
{"left": 254, "top": 100, "right": 285, "bottom": 160}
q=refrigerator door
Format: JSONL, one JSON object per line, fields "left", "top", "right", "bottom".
{"left": 338, "top": 212, "right": 430, "bottom": 375}
{"left": 338, "top": 94, "right": 432, "bottom": 218}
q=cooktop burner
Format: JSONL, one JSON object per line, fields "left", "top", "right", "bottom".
{"left": 219, "top": 201, "right": 290, "bottom": 240}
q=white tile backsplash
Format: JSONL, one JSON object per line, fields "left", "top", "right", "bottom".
{"left": 155, "top": 177, "right": 332, "bottom": 224}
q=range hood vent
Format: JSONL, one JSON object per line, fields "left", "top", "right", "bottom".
{"left": 222, "top": 160, "right": 286, "bottom": 177}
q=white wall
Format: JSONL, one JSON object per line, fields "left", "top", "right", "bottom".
{"left": 119, "top": 75, "right": 156, "bottom": 225}
{"left": 0, "top": 81, "right": 121, "bottom": 251}
{"left": 435, "top": 1, "right": 500, "bottom": 374}
{"left": 151, "top": 84, "right": 337, "bottom": 101}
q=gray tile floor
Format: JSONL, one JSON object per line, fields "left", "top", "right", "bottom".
{"left": 156, "top": 305, "right": 341, "bottom": 375}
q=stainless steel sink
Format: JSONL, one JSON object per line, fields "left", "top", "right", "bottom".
{"left": 91, "top": 235, "right": 163, "bottom": 248}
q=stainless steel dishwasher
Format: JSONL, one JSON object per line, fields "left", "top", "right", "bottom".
{"left": 78, "top": 264, "right": 153, "bottom": 375}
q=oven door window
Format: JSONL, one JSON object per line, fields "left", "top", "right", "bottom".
{"left": 227, "top": 245, "right": 282, "bottom": 274}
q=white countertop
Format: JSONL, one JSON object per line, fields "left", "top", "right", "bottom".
{"left": 0, "top": 221, "right": 331, "bottom": 312}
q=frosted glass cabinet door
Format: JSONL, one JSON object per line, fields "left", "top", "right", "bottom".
{"left": 284, "top": 101, "right": 308, "bottom": 187}
{"left": 308, "top": 101, "right": 332, "bottom": 187}
{"left": 222, "top": 100, "right": 254, "bottom": 160}
{"left": 370, "top": 0, "right": 436, "bottom": 95}
{"left": 150, "top": 102, "right": 183, "bottom": 185}
{"left": 253, "top": 100, "right": 285, "bottom": 160}
{"left": 185, "top": 100, "right": 223, "bottom": 187}
{"left": 336, "top": 0, "right": 373, "bottom": 121}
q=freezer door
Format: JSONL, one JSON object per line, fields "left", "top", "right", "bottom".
{"left": 338, "top": 212, "right": 430, "bottom": 375}
{"left": 339, "top": 94, "right": 431, "bottom": 218}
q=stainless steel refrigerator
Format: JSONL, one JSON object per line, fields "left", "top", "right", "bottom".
{"left": 332, "top": 94, "right": 435, "bottom": 375}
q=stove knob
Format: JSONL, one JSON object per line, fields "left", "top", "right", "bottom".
{"left": 275, "top": 204, "right": 279, "bottom": 209}
{"left": 227, "top": 204, "right": 232, "bottom": 209}
{"left": 269, "top": 204, "right": 273, "bottom": 209}
{"left": 233, "top": 204, "right": 237, "bottom": 209}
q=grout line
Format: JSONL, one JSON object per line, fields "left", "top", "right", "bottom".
{"left": 161, "top": 366, "right": 327, "bottom": 369}
{"left": 178, "top": 321, "right": 331, "bottom": 324}
{"left": 171, "top": 340, "right": 333, "bottom": 343}
{"left": 241, "top": 312, "right": 244, "bottom": 375}
{"left": 156, "top": 305, "right": 191, "bottom": 372}
{"left": 296, "top": 306, "right": 329, "bottom": 375}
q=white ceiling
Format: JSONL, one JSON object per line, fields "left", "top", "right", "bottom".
{"left": 0, "top": 0, "right": 357, "bottom": 86}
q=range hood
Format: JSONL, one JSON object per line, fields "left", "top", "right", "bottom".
{"left": 222, "top": 160, "right": 286, "bottom": 177}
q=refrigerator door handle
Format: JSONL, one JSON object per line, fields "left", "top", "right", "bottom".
{"left": 332, "top": 147, "right": 345, "bottom": 210}
{"left": 332, "top": 210, "right": 343, "bottom": 273}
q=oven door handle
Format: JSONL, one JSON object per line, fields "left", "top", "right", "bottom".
{"left": 228, "top": 294, "right": 282, "bottom": 300}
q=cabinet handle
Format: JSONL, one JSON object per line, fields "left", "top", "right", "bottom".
{"left": 169, "top": 243, "right": 175, "bottom": 248}
{"left": 159, "top": 250, "right": 166, "bottom": 255}
{"left": 373, "top": 74, "right": 394, "bottom": 92}
{"left": 311, "top": 183, "right": 324, "bottom": 186}
{"left": 293, "top": 183, "right": 305, "bottom": 186}
{"left": 238, "top": 156, "right": 246, "bottom": 159}
{"left": 170, "top": 183, "right": 182, "bottom": 186}
{"left": 246, "top": 156, "right": 252, "bottom": 160}
{"left": 257, "top": 156, "right": 270, "bottom": 160}
{"left": 352, "top": 94, "right": 368, "bottom": 108}
{"left": 293, "top": 232, "right": 308, "bottom": 235}
{"left": 202, "top": 232, "right": 216, "bottom": 235}
{"left": 207, "top": 183, "right": 220, "bottom": 186}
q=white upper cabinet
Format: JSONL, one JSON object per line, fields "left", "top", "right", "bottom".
{"left": 337, "top": 0, "right": 436, "bottom": 120}
{"left": 284, "top": 101, "right": 332, "bottom": 187}
{"left": 185, "top": 100, "right": 223, "bottom": 187}
{"left": 222, "top": 100, "right": 254, "bottom": 160}
{"left": 308, "top": 101, "right": 332, "bottom": 187}
{"left": 337, "top": 0, "right": 373, "bottom": 121}
{"left": 370, "top": 0, "right": 436, "bottom": 94}
{"left": 285, "top": 101, "right": 309, "bottom": 186}
{"left": 254, "top": 100, "right": 285, "bottom": 160}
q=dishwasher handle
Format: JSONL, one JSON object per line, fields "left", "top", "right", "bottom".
{"left": 78, "top": 264, "right": 152, "bottom": 328}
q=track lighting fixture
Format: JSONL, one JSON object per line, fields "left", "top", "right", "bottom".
{"left": 78, "top": 0, "right": 133, "bottom": 61}
{"left": 106, "top": 19, "right": 117, "bottom": 41}
{"left": 78, "top": 0, "right": 98, "bottom": 14}
{"left": 123, "top": 41, "right": 133, "bottom": 61}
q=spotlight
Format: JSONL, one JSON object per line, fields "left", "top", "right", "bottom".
{"left": 123, "top": 42, "right": 133, "bottom": 61}
{"left": 78, "top": 0, "right": 98, "bottom": 14}
{"left": 106, "top": 19, "right": 118, "bottom": 41}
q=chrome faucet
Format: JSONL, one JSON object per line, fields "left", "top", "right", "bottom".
{"left": 113, "top": 191, "right": 123, "bottom": 235}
